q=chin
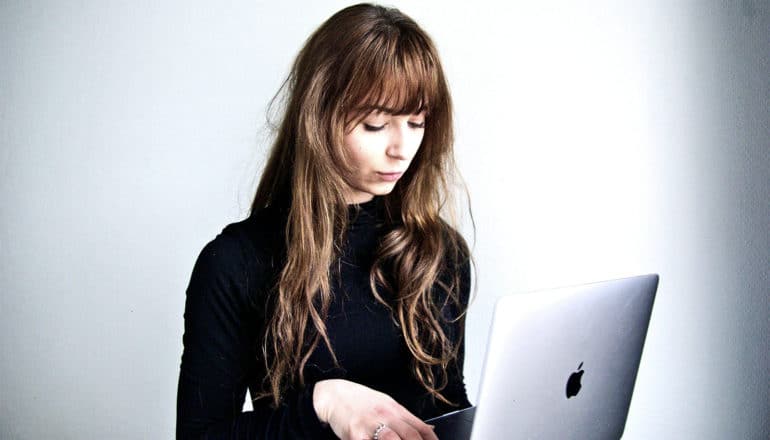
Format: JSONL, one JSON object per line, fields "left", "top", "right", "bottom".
{"left": 373, "top": 184, "right": 397, "bottom": 196}
{"left": 348, "top": 183, "right": 397, "bottom": 203}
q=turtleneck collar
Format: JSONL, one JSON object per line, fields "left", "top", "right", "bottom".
{"left": 347, "top": 196, "right": 384, "bottom": 229}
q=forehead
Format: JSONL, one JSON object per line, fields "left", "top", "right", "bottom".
{"left": 349, "top": 79, "right": 431, "bottom": 112}
{"left": 340, "top": 30, "right": 441, "bottom": 121}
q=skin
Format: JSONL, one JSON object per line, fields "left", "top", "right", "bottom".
{"left": 341, "top": 109, "right": 426, "bottom": 204}
{"left": 313, "top": 379, "right": 438, "bottom": 440}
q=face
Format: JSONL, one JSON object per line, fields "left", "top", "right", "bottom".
{"left": 341, "top": 109, "right": 426, "bottom": 204}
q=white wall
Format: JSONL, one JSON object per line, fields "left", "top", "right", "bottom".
{"left": 1, "top": 1, "right": 767, "bottom": 438}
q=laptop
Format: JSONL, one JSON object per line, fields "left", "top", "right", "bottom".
{"left": 428, "top": 274, "right": 659, "bottom": 440}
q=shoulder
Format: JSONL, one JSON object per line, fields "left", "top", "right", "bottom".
{"left": 189, "top": 208, "right": 286, "bottom": 307}
{"left": 221, "top": 207, "right": 285, "bottom": 268}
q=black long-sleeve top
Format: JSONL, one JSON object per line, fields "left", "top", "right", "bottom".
{"left": 176, "top": 197, "right": 472, "bottom": 439}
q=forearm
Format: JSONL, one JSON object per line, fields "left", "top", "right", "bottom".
{"left": 177, "top": 375, "right": 333, "bottom": 440}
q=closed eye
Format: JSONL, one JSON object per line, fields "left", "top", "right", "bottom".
{"left": 408, "top": 121, "right": 426, "bottom": 129}
{"left": 363, "top": 123, "right": 385, "bottom": 132}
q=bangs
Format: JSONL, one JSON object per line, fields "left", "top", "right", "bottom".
{"left": 341, "top": 29, "right": 442, "bottom": 126}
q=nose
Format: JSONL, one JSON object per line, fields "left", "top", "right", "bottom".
{"left": 386, "top": 123, "right": 410, "bottom": 160}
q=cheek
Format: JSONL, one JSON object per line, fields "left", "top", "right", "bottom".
{"left": 343, "top": 134, "right": 372, "bottom": 170}
{"left": 407, "top": 131, "right": 425, "bottom": 159}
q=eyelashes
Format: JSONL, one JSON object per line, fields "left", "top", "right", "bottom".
{"left": 363, "top": 121, "right": 425, "bottom": 132}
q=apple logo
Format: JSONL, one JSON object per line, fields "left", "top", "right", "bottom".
{"left": 565, "top": 362, "right": 584, "bottom": 399}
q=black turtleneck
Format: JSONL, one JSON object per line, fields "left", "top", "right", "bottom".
{"left": 176, "top": 197, "right": 471, "bottom": 439}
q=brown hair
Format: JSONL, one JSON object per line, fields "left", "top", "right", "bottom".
{"left": 251, "top": 3, "right": 472, "bottom": 407}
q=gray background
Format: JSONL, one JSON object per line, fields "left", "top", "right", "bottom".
{"left": 1, "top": 1, "right": 767, "bottom": 438}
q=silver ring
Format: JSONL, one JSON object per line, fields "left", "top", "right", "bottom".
{"left": 373, "top": 422, "right": 387, "bottom": 440}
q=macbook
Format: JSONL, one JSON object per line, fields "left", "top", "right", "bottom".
{"left": 428, "top": 274, "right": 659, "bottom": 439}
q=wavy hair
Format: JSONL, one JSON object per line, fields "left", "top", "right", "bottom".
{"left": 250, "top": 3, "right": 472, "bottom": 407}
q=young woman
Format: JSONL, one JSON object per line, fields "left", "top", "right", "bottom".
{"left": 177, "top": 4, "right": 473, "bottom": 439}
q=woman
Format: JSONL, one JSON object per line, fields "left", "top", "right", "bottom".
{"left": 177, "top": 4, "right": 473, "bottom": 439}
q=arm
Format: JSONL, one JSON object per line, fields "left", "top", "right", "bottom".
{"left": 176, "top": 231, "right": 333, "bottom": 439}
{"left": 177, "top": 226, "right": 441, "bottom": 439}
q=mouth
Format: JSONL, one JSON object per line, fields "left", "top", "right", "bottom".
{"left": 376, "top": 171, "right": 404, "bottom": 182}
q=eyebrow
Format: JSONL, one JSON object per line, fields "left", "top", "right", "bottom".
{"left": 362, "top": 105, "right": 398, "bottom": 114}
{"left": 359, "top": 104, "right": 427, "bottom": 115}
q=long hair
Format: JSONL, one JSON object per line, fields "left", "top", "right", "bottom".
{"left": 251, "top": 3, "right": 471, "bottom": 407}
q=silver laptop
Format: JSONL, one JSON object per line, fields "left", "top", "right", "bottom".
{"left": 428, "top": 274, "right": 659, "bottom": 440}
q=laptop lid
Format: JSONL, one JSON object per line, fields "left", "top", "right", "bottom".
{"left": 468, "top": 274, "right": 659, "bottom": 440}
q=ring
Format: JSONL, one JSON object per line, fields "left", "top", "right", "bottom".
{"left": 372, "top": 422, "right": 387, "bottom": 440}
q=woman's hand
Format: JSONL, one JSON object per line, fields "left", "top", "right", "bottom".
{"left": 313, "top": 379, "right": 439, "bottom": 440}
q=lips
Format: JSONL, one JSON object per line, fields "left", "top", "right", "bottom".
{"left": 376, "top": 171, "right": 404, "bottom": 182}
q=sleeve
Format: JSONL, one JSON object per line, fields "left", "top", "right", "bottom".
{"left": 176, "top": 231, "right": 336, "bottom": 440}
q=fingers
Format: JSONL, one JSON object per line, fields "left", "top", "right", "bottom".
{"left": 384, "top": 417, "right": 437, "bottom": 440}
{"left": 363, "top": 406, "right": 437, "bottom": 440}
{"left": 385, "top": 418, "right": 421, "bottom": 440}
{"left": 372, "top": 424, "right": 397, "bottom": 440}
{"left": 324, "top": 379, "right": 438, "bottom": 440}
{"left": 391, "top": 405, "right": 438, "bottom": 440}
{"left": 354, "top": 413, "right": 436, "bottom": 440}
{"left": 374, "top": 424, "right": 398, "bottom": 440}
